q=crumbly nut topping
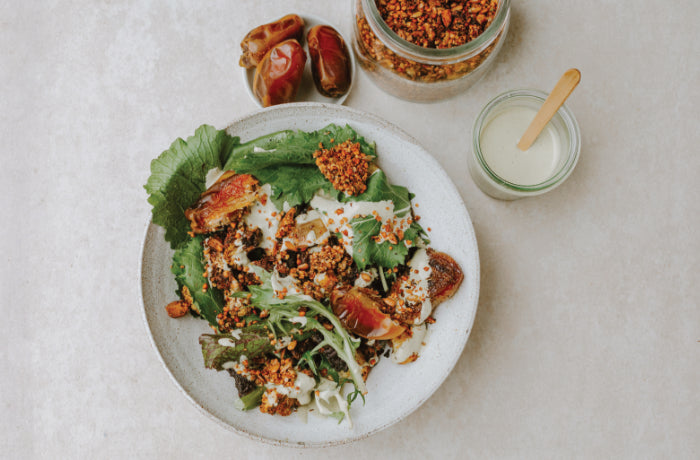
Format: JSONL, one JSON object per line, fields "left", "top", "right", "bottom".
{"left": 377, "top": 0, "right": 499, "bottom": 49}
{"left": 275, "top": 208, "right": 297, "bottom": 240}
{"left": 313, "top": 140, "right": 371, "bottom": 196}
{"left": 355, "top": 0, "right": 503, "bottom": 83}
{"left": 216, "top": 296, "right": 253, "bottom": 332}
{"left": 260, "top": 389, "right": 298, "bottom": 416}
{"left": 261, "top": 358, "right": 297, "bottom": 387}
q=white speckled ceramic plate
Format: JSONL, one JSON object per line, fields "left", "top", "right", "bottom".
{"left": 242, "top": 14, "right": 356, "bottom": 108}
{"left": 140, "top": 103, "right": 479, "bottom": 447}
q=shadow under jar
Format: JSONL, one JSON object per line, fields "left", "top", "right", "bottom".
{"left": 352, "top": 0, "right": 511, "bottom": 102}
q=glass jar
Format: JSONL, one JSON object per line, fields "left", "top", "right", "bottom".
{"left": 467, "top": 89, "right": 581, "bottom": 200}
{"left": 352, "top": 0, "right": 511, "bottom": 102}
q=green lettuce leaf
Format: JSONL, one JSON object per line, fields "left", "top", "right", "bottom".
{"left": 145, "top": 125, "right": 238, "bottom": 249}
{"left": 341, "top": 170, "right": 413, "bottom": 217}
{"left": 171, "top": 235, "right": 224, "bottom": 327}
{"left": 250, "top": 164, "right": 336, "bottom": 210}
{"left": 223, "top": 124, "right": 376, "bottom": 210}
{"left": 199, "top": 325, "right": 273, "bottom": 370}
{"left": 234, "top": 386, "right": 265, "bottom": 411}
{"left": 351, "top": 219, "right": 427, "bottom": 271}
{"left": 224, "top": 124, "right": 376, "bottom": 173}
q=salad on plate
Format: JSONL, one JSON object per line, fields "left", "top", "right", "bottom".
{"left": 145, "top": 123, "right": 463, "bottom": 425}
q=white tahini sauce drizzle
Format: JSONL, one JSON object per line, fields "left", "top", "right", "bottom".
{"left": 266, "top": 371, "right": 316, "bottom": 406}
{"left": 309, "top": 192, "right": 395, "bottom": 256}
{"left": 245, "top": 183, "right": 279, "bottom": 251}
{"left": 354, "top": 268, "right": 378, "bottom": 288}
{"left": 313, "top": 380, "right": 352, "bottom": 427}
{"left": 391, "top": 324, "right": 428, "bottom": 364}
{"left": 253, "top": 146, "right": 276, "bottom": 153}
{"left": 394, "top": 248, "right": 433, "bottom": 325}
{"left": 205, "top": 168, "right": 225, "bottom": 189}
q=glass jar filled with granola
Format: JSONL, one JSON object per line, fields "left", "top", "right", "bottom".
{"left": 353, "top": 0, "right": 511, "bottom": 102}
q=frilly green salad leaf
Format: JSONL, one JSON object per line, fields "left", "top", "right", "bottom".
{"left": 145, "top": 125, "right": 238, "bottom": 249}
{"left": 171, "top": 235, "right": 223, "bottom": 326}
{"left": 224, "top": 124, "right": 376, "bottom": 209}
{"left": 246, "top": 267, "right": 367, "bottom": 395}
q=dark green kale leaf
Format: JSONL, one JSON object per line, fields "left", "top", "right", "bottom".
{"left": 340, "top": 170, "right": 413, "bottom": 217}
{"left": 223, "top": 124, "right": 376, "bottom": 210}
{"left": 171, "top": 235, "right": 224, "bottom": 327}
{"left": 351, "top": 219, "right": 426, "bottom": 271}
{"left": 145, "top": 125, "right": 238, "bottom": 249}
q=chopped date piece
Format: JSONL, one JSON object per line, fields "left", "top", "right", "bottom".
{"left": 330, "top": 286, "right": 405, "bottom": 340}
{"left": 239, "top": 14, "right": 305, "bottom": 69}
{"left": 185, "top": 172, "right": 259, "bottom": 234}
{"left": 313, "top": 140, "right": 371, "bottom": 196}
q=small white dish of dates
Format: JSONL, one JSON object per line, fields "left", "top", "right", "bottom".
{"left": 240, "top": 13, "right": 356, "bottom": 108}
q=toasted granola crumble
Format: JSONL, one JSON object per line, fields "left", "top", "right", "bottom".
{"left": 377, "top": 0, "right": 498, "bottom": 49}
{"left": 355, "top": 0, "right": 503, "bottom": 83}
{"left": 313, "top": 140, "right": 371, "bottom": 196}
{"left": 260, "top": 389, "right": 298, "bottom": 416}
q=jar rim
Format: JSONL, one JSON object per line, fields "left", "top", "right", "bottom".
{"left": 360, "top": 0, "right": 511, "bottom": 64}
{"left": 471, "top": 89, "right": 581, "bottom": 193}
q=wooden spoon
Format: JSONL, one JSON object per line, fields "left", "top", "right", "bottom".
{"left": 517, "top": 69, "right": 581, "bottom": 151}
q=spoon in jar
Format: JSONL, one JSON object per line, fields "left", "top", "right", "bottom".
{"left": 517, "top": 68, "right": 581, "bottom": 151}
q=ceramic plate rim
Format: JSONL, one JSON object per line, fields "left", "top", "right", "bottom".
{"left": 140, "top": 102, "right": 480, "bottom": 447}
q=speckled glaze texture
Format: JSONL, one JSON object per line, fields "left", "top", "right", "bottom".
{"left": 3, "top": 0, "right": 699, "bottom": 458}
{"left": 140, "top": 103, "right": 480, "bottom": 446}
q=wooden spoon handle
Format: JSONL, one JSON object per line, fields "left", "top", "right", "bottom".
{"left": 517, "top": 69, "right": 581, "bottom": 151}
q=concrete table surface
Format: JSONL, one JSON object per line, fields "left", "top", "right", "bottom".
{"left": 2, "top": 1, "right": 698, "bottom": 458}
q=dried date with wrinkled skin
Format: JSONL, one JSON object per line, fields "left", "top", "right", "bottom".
{"left": 307, "top": 25, "right": 352, "bottom": 98}
{"left": 253, "top": 39, "right": 307, "bottom": 107}
{"left": 239, "top": 14, "right": 304, "bottom": 69}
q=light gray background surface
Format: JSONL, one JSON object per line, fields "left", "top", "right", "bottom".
{"left": 2, "top": 0, "right": 698, "bottom": 458}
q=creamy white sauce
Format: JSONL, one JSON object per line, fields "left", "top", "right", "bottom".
{"left": 313, "top": 380, "right": 352, "bottom": 427}
{"left": 270, "top": 269, "right": 302, "bottom": 297}
{"left": 354, "top": 268, "right": 378, "bottom": 288}
{"left": 265, "top": 389, "right": 279, "bottom": 406}
{"left": 391, "top": 324, "right": 428, "bottom": 364}
{"left": 205, "top": 168, "right": 225, "bottom": 189}
{"left": 253, "top": 146, "right": 276, "bottom": 153}
{"left": 310, "top": 192, "right": 396, "bottom": 257}
{"left": 410, "top": 249, "right": 433, "bottom": 324}
{"left": 218, "top": 338, "right": 238, "bottom": 347}
{"left": 290, "top": 316, "right": 308, "bottom": 327}
{"left": 480, "top": 105, "right": 561, "bottom": 185}
{"left": 245, "top": 183, "right": 279, "bottom": 251}
{"left": 394, "top": 248, "right": 433, "bottom": 324}
{"left": 266, "top": 371, "right": 316, "bottom": 405}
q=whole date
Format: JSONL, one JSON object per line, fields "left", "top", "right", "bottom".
{"left": 307, "top": 25, "right": 352, "bottom": 98}
{"left": 239, "top": 14, "right": 305, "bottom": 69}
{"left": 253, "top": 39, "right": 307, "bottom": 107}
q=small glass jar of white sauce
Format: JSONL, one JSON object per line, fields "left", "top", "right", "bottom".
{"left": 467, "top": 89, "right": 581, "bottom": 200}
